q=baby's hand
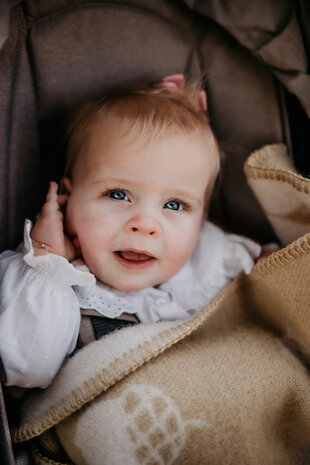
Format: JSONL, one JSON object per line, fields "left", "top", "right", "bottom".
{"left": 257, "top": 243, "right": 280, "bottom": 263}
{"left": 30, "top": 182, "right": 77, "bottom": 261}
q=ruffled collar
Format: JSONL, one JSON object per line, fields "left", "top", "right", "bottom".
{"left": 72, "top": 222, "right": 261, "bottom": 324}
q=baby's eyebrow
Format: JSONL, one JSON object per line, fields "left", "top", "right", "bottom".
{"left": 90, "top": 177, "right": 138, "bottom": 186}
{"left": 170, "top": 190, "right": 202, "bottom": 205}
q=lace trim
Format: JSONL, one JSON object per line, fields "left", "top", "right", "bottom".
{"left": 74, "top": 286, "right": 135, "bottom": 318}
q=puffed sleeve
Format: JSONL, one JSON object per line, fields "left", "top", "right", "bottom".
{"left": 0, "top": 220, "right": 95, "bottom": 388}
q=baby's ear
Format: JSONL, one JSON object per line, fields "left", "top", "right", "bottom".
{"left": 60, "top": 177, "right": 72, "bottom": 195}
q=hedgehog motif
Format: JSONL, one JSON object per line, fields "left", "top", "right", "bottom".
{"left": 72, "top": 383, "right": 209, "bottom": 465}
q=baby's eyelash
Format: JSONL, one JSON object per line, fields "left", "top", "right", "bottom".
{"left": 101, "top": 187, "right": 127, "bottom": 197}
{"left": 168, "top": 199, "right": 192, "bottom": 211}
{"left": 100, "top": 189, "right": 192, "bottom": 211}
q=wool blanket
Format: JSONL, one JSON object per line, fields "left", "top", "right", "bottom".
{"left": 13, "top": 144, "right": 310, "bottom": 465}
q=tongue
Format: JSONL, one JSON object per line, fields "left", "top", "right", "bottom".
{"left": 120, "top": 251, "right": 152, "bottom": 261}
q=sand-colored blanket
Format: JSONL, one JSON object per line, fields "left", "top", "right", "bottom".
{"left": 13, "top": 144, "right": 310, "bottom": 465}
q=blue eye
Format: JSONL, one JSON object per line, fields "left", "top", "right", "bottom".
{"left": 164, "top": 200, "right": 183, "bottom": 211}
{"left": 108, "top": 190, "right": 128, "bottom": 201}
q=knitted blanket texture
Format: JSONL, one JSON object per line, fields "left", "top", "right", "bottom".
{"left": 13, "top": 144, "right": 310, "bottom": 465}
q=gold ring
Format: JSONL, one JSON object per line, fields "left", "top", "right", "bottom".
{"left": 31, "top": 239, "right": 52, "bottom": 253}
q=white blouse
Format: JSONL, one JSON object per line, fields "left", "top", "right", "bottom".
{"left": 0, "top": 220, "right": 260, "bottom": 388}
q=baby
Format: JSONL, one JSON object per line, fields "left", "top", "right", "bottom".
{"left": 0, "top": 75, "right": 260, "bottom": 389}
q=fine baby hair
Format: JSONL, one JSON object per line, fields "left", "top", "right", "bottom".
{"left": 62, "top": 76, "right": 220, "bottom": 207}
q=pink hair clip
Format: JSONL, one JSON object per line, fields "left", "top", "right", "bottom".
{"left": 153, "top": 74, "right": 207, "bottom": 112}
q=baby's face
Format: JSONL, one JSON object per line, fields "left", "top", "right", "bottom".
{"left": 64, "top": 129, "right": 215, "bottom": 291}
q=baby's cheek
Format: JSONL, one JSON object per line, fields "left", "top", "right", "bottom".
{"left": 165, "top": 231, "right": 198, "bottom": 274}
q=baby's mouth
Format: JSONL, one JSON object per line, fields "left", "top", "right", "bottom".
{"left": 118, "top": 250, "right": 153, "bottom": 261}
{"left": 114, "top": 249, "right": 156, "bottom": 269}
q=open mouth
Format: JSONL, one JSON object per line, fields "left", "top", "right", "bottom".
{"left": 114, "top": 249, "right": 156, "bottom": 269}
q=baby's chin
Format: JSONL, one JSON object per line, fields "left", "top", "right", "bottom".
{"left": 90, "top": 261, "right": 181, "bottom": 292}
{"left": 106, "top": 279, "right": 160, "bottom": 293}
{"left": 97, "top": 273, "right": 164, "bottom": 293}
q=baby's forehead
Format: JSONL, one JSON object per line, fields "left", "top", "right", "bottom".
{"left": 65, "top": 87, "right": 219, "bottom": 179}
{"left": 70, "top": 108, "right": 219, "bottom": 186}
{"left": 79, "top": 127, "right": 214, "bottom": 179}
{"left": 87, "top": 118, "right": 212, "bottom": 150}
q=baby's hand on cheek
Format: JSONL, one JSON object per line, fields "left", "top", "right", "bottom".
{"left": 30, "top": 182, "right": 78, "bottom": 261}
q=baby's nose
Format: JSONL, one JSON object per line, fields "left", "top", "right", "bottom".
{"left": 125, "top": 215, "right": 161, "bottom": 238}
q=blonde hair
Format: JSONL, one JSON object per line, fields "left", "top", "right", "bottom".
{"left": 63, "top": 83, "right": 220, "bottom": 205}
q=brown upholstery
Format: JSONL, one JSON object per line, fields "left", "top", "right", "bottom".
{"left": 1, "top": 0, "right": 303, "bottom": 252}
{"left": 0, "top": 1, "right": 309, "bottom": 463}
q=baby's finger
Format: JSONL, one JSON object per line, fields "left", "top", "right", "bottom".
{"left": 41, "top": 182, "right": 61, "bottom": 214}
{"left": 46, "top": 182, "right": 58, "bottom": 201}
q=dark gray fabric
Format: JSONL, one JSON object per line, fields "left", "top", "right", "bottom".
{"left": 0, "top": 5, "right": 41, "bottom": 251}
{"left": 0, "top": 383, "right": 15, "bottom": 465}
{"left": 0, "top": 0, "right": 291, "bottom": 251}
{"left": 0, "top": 1, "right": 10, "bottom": 50}
{"left": 7, "top": 42, "right": 41, "bottom": 252}
{"left": 0, "top": 0, "right": 201, "bottom": 250}
{"left": 0, "top": 1, "right": 22, "bottom": 50}
{"left": 199, "top": 20, "right": 285, "bottom": 239}
{"left": 30, "top": 5, "right": 197, "bottom": 118}
{"left": 185, "top": 0, "right": 310, "bottom": 117}
{"left": 297, "top": 0, "right": 310, "bottom": 60}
